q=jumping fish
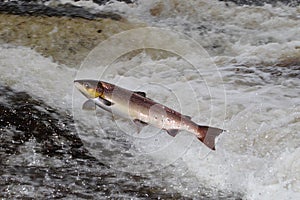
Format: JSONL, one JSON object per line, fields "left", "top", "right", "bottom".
{"left": 74, "top": 80, "right": 224, "bottom": 150}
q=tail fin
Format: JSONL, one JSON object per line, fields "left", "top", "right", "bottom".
{"left": 197, "top": 126, "right": 223, "bottom": 150}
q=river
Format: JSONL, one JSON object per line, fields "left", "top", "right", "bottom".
{"left": 0, "top": 0, "right": 299, "bottom": 199}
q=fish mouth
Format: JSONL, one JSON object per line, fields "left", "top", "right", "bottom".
{"left": 74, "top": 80, "right": 101, "bottom": 99}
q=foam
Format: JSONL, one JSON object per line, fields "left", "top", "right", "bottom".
{"left": 1, "top": 0, "right": 300, "bottom": 197}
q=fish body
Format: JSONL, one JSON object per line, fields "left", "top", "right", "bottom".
{"left": 74, "top": 80, "right": 223, "bottom": 150}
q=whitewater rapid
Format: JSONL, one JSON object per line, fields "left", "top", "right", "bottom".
{"left": 1, "top": 0, "right": 300, "bottom": 199}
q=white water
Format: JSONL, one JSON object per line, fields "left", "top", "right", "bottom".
{"left": 1, "top": 0, "right": 300, "bottom": 199}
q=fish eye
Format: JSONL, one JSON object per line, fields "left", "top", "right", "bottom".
{"left": 84, "top": 82, "right": 90, "bottom": 88}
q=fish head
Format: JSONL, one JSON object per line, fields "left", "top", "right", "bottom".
{"left": 74, "top": 79, "right": 104, "bottom": 99}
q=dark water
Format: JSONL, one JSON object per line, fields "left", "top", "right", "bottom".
{"left": 0, "top": 0, "right": 299, "bottom": 21}
{"left": 0, "top": 1, "right": 122, "bottom": 20}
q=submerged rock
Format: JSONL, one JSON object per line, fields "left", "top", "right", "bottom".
{"left": 0, "top": 0, "right": 143, "bottom": 67}
{"left": 0, "top": 13, "right": 142, "bottom": 67}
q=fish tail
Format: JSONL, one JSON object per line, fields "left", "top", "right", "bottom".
{"left": 197, "top": 125, "right": 223, "bottom": 150}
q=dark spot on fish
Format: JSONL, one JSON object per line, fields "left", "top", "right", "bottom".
{"left": 97, "top": 29, "right": 102, "bottom": 33}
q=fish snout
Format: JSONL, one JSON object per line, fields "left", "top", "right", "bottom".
{"left": 74, "top": 79, "right": 103, "bottom": 98}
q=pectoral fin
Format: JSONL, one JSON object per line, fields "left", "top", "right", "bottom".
{"left": 166, "top": 129, "right": 179, "bottom": 137}
{"left": 134, "top": 91, "right": 146, "bottom": 97}
{"left": 82, "top": 100, "right": 96, "bottom": 110}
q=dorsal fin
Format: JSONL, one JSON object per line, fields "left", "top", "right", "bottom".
{"left": 134, "top": 91, "right": 146, "bottom": 97}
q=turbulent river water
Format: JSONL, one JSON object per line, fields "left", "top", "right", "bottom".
{"left": 0, "top": 0, "right": 300, "bottom": 199}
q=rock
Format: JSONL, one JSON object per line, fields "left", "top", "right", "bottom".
{"left": 0, "top": 14, "right": 142, "bottom": 67}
